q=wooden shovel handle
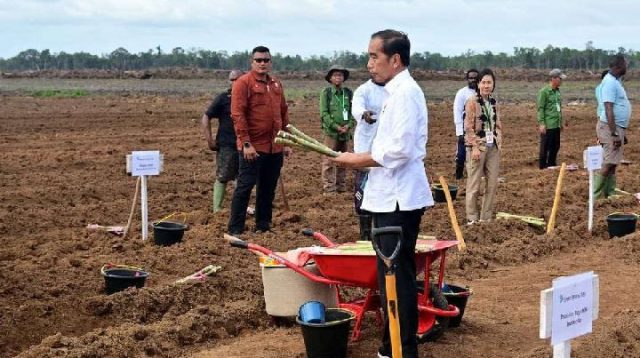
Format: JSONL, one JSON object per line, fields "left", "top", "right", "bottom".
{"left": 439, "top": 176, "right": 466, "bottom": 251}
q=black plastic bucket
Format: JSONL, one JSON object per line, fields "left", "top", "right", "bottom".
{"left": 296, "top": 308, "right": 354, "bottom": 358}
{"left": 433, "top": 184, "right": 458, "bottom": 203}
{"left": 152, "top": 221, "right": 187, "bottom": 246}
{"left": 607, "top": 213, "right": 638, "bottom": 238}
{"left": 102, "top": 268, "right": 149, "bottom": 294}
{"left": 442, "top": 284, "right": 472, "bottom": 327}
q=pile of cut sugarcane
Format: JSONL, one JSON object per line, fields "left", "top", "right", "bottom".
{"left": 496, "top": 212, "right": 545, "bottom": 227}
{"left": 275, "top": 124, "right": 339, "bottom": 157}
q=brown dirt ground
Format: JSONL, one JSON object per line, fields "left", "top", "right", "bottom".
{"left": 1, "top": 85, "right": 640, "bottom": 358}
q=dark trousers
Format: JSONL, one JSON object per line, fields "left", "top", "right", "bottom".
{"left": 373, "top": 206, "right": 425, "bottom": 358}
{"left": 353, "top": 170, "right": 368, "bottom": 215}
{"left": 539, "top": 128, "right": 561, "bottom": 169}
{"left": 227, "top": 152, "right": 283, "bottom": 234}
{"left": 455, "top": 135, "right": 466, "bottom": 179}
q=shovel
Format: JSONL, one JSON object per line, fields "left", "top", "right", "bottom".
{"left": 372, "top": 226, "right": 403, "bottom": 358}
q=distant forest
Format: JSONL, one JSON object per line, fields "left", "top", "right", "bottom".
{"left": 0, "top": 42, "right": 636, "bottom": 72}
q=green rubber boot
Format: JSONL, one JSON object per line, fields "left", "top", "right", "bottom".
{"left": 593, "top": 174, "right": 606, "bottom": 199}
{"left": 213, "top": 181, "right": 226, "bottom": 212}
{"left": 605, "top": 174, "right": 617, "bottom": 198}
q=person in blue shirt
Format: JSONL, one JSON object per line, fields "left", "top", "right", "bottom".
{"left": 594, "top": 70, "right": 608, "bottom": 119}
{"left": 594, "top": 54, "right": 631, "bottom": 198}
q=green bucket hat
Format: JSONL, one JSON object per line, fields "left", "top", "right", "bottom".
{"left": 325, "top": 65, "right": 350, "bottom": 82}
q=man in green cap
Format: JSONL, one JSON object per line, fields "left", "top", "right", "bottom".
{"left": 320, "top": 65, "right": 356, "bottom": 193}
{"left": 537, "top": 68, "right": 567, "bottom": 169}
{"left": 201, "top": 69, "right": 243, "bottom": 212}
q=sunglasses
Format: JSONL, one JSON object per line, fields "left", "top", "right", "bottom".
{"left": 253, "top": 58, "right": 271, "bottom": 63}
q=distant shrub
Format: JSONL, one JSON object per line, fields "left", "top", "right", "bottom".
{"left": 30, "top": 89, "right": 89, "bottom": 97}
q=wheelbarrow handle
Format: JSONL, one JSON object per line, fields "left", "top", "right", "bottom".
{"left": 371, "top": 226, "right": 403, "bottom": 266}
{"left": 230, "top": 240, "right": 248, "bottom": 249}
{"left": 301, "top": 228, "right": 338, "bottom": 248}
{"left": 223, "top": 233, "right": 249, "bottom": 249}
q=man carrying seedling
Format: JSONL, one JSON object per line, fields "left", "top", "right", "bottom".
{"left": 352, "top": 77, "right": 387, "bottom": 240}
{"left": 594, "top": 54, "right": 631, "bottom": 198}
{"left": 320, "top": 65, "right": 355, "bottom": 193}
{"left": 537, "top": 68, "right": 567, "bottom": 169}
{"left": 227, "top": 46, "right": 290, "bottom": 235}
{"left": 333, "top": 29, "right": 433, "bottom": 358}
{"left": 453, "top": 68, "right": 478, "bottom": 179}
{"left": 201, "top": 70, "right": 243, "bottom": 213}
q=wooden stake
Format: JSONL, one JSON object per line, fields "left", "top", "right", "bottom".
{"left": 439, "top": 176, "right": 466, "bottom": 251}
{"left": 547, "top": 163, "right": 566, "bottom": 233}
{"left": 141, "top": 175, "right": 149, "bottom": 240}
{"left": 278, "top": 174, "right": 290, "bottom": 212}
{"left": 122, "top": 176, "right": 141, "bottom": 239}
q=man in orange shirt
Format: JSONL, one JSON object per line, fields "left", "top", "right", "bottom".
{"left": 228, "top": 46, "right": 290, "bottom": 235}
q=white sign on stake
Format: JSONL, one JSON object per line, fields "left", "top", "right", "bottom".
{"left": 540, "top": 272, "right": 599, "bottom": 358}
{"left": 585, "top": 146, "right": 603, "bottom": 171}
{"left": 131, "top": 151, "right": 161, "bottom": 176}
{"left": 125, "top": 151, "right": 163, "bottom": 240}
{"left": 551, "top": 272, "right": 594, "bottom": 345}
{"left": 583, "top": 146, "right": 603, "bottom": 232}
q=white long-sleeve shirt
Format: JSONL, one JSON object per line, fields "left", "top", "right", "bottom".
{"left": 351, "top": 80, "right": 387, "bottom": 153}
{"left": 361, "top": 69, "right": 434, "bottom": 213}
{"left": 453, "top": 86, "right": 476, "bottom": 136}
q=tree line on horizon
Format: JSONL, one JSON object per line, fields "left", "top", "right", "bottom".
{"left": 0, "top": 42, "right": 636, "bottom": 73}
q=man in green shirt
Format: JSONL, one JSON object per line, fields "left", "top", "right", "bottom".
{"left": 320, "top": 65, "right": 355, "bottom": 193}
{"left": 537, "top": 69, "right": 567, "bottom": 169}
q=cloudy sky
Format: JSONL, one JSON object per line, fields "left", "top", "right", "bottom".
{"left": 0, "top": 0, "right": 637, "bottom": 59}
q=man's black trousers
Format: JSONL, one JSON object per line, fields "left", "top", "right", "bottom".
{"left": 539, "top": 128, "right": 561, "bottom": 169}
{"left": 228, "top": 152, "right": 283, "bottom": 234}
{"left": 373, "top": 206, "right": 425, "bottom": 358}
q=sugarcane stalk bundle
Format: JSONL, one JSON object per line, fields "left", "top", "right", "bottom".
{"left": 175, "top": 265, "right": 222, "bottom": 284}
{"left": 274, "top": 126, "right": 339, "bottom": 158}
{"left": 496, "top": 212, "right": 546, "bottom": 227}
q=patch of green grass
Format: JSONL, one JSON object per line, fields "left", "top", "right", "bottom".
{"left": 285, "top": 87, "right": 320, "bottom": 100}
{"left": 29, "top": 89, "right": 90, "bottom": 98}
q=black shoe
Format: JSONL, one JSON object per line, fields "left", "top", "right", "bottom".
{"left": 255, "top": 227, "right": 274, "bottom": 234}
{"left": 377, "top": 347, "right": 391, "bottom": 358}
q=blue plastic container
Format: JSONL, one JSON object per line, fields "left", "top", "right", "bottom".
{"left": 299, "top": 301, "right": 326, "bottom": 324}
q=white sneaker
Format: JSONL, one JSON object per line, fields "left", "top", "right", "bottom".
{"left": 246, "top": 206, "right": 255, "bottom": 215}
{"left": 377, "top": 352, "right": 390, "bottom": 358}
{"left": 466, "top": 220, "right": 477, "bottom": 226}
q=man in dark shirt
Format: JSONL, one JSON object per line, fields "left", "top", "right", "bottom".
{"left": 228, "top": 46, "right": 290, "bottom": 235}
{"left": 201, "top": 69, "right": 243, "bottom": 212}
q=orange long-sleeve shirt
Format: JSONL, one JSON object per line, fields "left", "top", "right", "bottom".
{"left": 231, "top": 71, "right": 289, "bottom": 153}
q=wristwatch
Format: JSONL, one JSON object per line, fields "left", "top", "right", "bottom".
{"left": 243, "top": 141, "right": 252, "bottom": 148}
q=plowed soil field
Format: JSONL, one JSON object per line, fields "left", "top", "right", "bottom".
{"left": 1, "top": 78, "right": 640, "bottom": 358}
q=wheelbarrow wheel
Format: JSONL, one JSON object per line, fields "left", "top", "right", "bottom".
{"left": 416, "top": 283, "right": 450, "bottom": 343}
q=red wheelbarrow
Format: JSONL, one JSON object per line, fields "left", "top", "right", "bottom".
{"left": 225, "top": 230, "right": 459, "bottom": 342}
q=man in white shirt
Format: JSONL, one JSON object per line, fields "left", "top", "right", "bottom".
{"left": 352, "top": 79, "right": 386, "bottom": 153}
{"left": 351, "top": 78, "right": 387, "bottom": 240}
{"left": 453, "top": 69, "right": 478, "bottom": 179}
{"left": 333, "top": 29, "right": 432, "bottom": 358}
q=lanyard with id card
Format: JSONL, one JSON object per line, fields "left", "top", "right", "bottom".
{"left": 334, "top": 90, "right": 349, "bottom": 122}
{"left": 486, "top": 131, "right": 494, "bottom": 146}
{"left": 482, "top": 101, "right": 495, "bottom": 146}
